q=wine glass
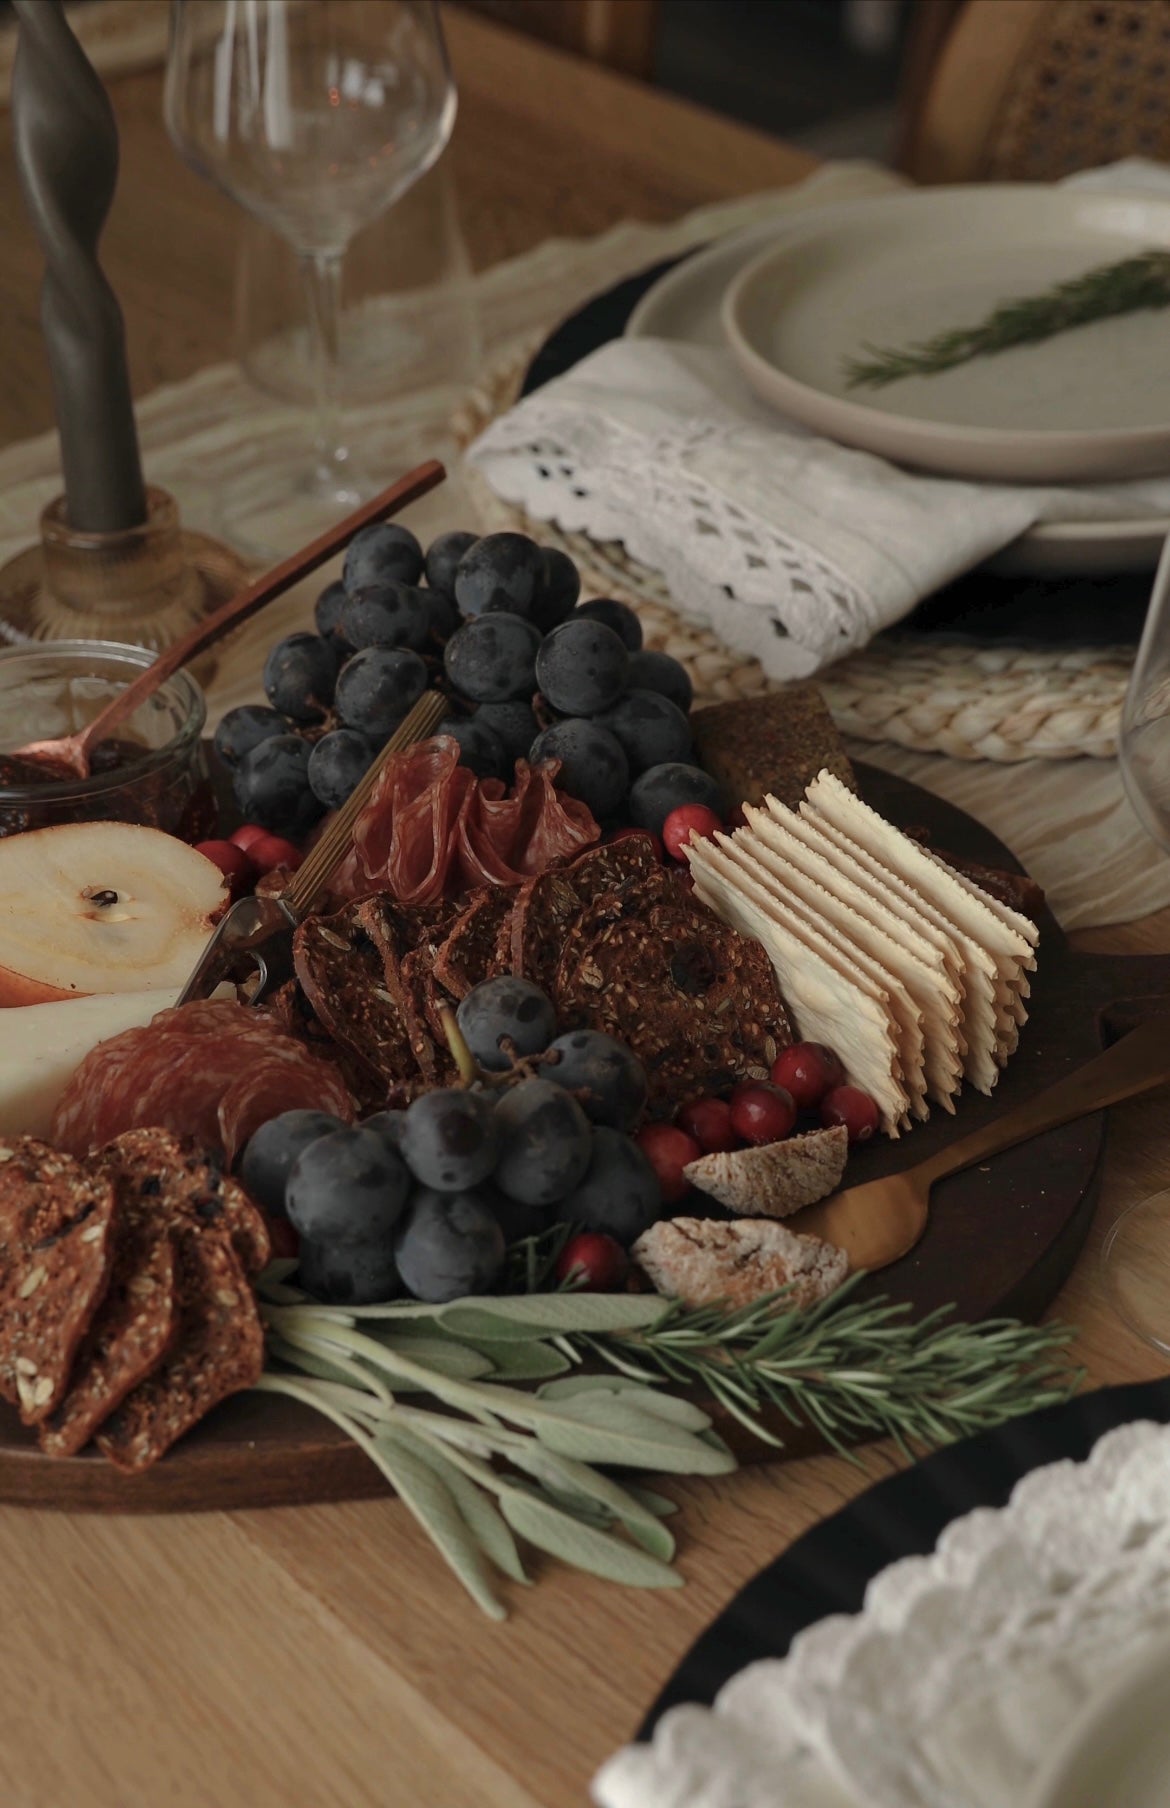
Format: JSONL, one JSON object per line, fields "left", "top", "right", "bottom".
{"left": 1101, "top": 532, "right": 1170, "bottom": 1351}
{"left": 165, "top": 0, "right": 456, "bottom": 550}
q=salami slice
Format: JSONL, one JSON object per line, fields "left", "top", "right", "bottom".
{"left": 51, "top": 1001, "right": 355, "bottom": 1165}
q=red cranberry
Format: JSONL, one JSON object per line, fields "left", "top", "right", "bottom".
{"left": 770, "top": 1042, "right": 846, "bottom": 1111}
{"left": 554, "top": 1232, "right": 628, "bottom": 1291}
{"left": 636, "top": 1121, "right": 701, "bottom": 1204}
{"left": 194, "top": 838, "right": 255, "bottom": 897}
{"left": 606, "top": 826, "right": 665, "bottom": 863}
{"left": 248, "top": 833, "right": 304, "bottom": 875}
{"left": 662, "top": 803, "right": 723, "bottom": 863}
{"left": 676, "top": 1096, "right": 740, "bottom": 1154}
{"left": 728, "top": 1081, "right": 796, "bottom": 1146}
{"left": 820, "top": 1084, "right": 881, "bottom": 1144}
{"left": 229, "top": 823, "right": 269, "bottom": 853}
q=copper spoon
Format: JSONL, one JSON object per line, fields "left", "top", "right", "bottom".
{"left": 6, "top": 459, "right": 446, "bottom": 781}
{"left": 797, "top": 1017, "right": 1170, "bottom": 1272}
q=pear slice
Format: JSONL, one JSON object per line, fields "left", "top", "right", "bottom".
{"left": 0, "top": 822, "right": 227, "bottom": 1004}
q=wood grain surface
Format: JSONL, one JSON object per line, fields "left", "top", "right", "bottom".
{"left": 0, "top": 17, "right": 1165, "bottom": 1807}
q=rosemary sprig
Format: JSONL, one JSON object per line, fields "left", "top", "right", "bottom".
{"left": 256, "top": 1271, "right": 1081, "bottom": 1618}
{"left": 843, "top": 248, "right": 1170, "bottom": 389}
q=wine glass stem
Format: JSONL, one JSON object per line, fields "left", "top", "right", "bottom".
{"left": 298, "top": 250, "right": 349, "bottom": 490}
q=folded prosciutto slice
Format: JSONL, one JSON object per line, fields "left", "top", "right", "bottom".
{"left": 334, "top": 736, "right": 599, "bottom": 906}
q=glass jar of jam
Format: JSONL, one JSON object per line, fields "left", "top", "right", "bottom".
{"left": 0, "top": 641, "right": 217, "bottom": 840}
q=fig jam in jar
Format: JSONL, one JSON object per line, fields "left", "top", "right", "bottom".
{"left": 0, "top": 642, "right": 216, "bottom": 840}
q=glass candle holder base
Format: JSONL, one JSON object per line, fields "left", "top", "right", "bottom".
{"left": 1102, "top": 1187, "right": 1170, "bottom": 1355}
{"left": 0, "top": 486, "right": 251, "bottom": 684}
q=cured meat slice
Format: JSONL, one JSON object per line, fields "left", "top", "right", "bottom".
{"left": 338, "top": 737, "right": 599, "bottom": 906}
{"left": 432, "top": 887, "right": 516, "bottom": 999}
{"left": 51, "top": 1000, "right": 354, "bottom": 1165}
{"left": 0, "top": 1137, "right": 118, "bottom": 1423}
{"left": 96, "top": 1229, "right": 263, "bottom": 1474}
{"left": 39, "top": 1205, "right": 179, "bottom": 1459}
{"left": 555, "top": 893, "right": 793, "bottom": 1114}
{"left": 94, "top": 1128, "right": 271, "bottom": 1277}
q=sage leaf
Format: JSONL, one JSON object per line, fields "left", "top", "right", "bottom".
{"left": 457, "top": 1340, "right": 571, "bottom": 1381}
{"left": 531, "top": 1403, "right": 734, "bottom": 1475}
{"left": 389, "top": 1427, "right": 528, "bottom": 1586}
{"left": 624, "top": 1485, "right": 679, "bottom": 1519}
{"left": 360, "top": 1330, "right": 495, "bottom": 1382}
{"left": 439, "top": 1294, "right": 668, "bottom": 1342}
{"left": 501, "top": 1443, "right": 676, "bottom": 1563}
{"left": 500, "top": 1490, "right": 682, "bottom": 1589}
{"left": 372, "top": 1430, "right": 505, "bottom": 1621}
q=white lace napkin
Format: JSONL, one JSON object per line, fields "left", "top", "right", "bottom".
{"left": 468, "top": 162, "right": 1170, "bottom": 681}
{"left": 593, "top": 1419, "right": 1170, "bottom": 1808}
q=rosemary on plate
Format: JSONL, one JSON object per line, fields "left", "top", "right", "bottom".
{"left": 843, "top": 248, "right": 1170, "bottom": 389}
{"left": 257, "top": 1265, "right": 1080, "bottom": 1619}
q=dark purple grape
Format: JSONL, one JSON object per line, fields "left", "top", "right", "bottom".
{"left": 399, "top": 1088, "right": 499, "bottom": 1192}
{"left": 343, "top": 521, "right": 423, "bottom": 592}
{"left": 543, "top": 1030, "right": 647, "bottom": 1131}
{"left": 422, "top": 586, "right": 460, "bottom": 643}
{"left": 424, "top": 529, "right": 478, "bottom": 598}
{"left": 626, "top": 649, "right": 693, "bottom": 714}
{"left": 307, "top": 728, "right": 376, "bottom": 809}
{"left": 298, "top": 1240, "right": 400, "bottom": 1306}
{"left": 528, "top": 719, "right": 629, "bottom": 820}
{"left": 454, "top": 532, "right": 545, "bottom": 619}
{"left": 435, "top": 715, "right": 507, "bottom": 781}
{"left": 339, "top": 581, "right": 430, "bottom": 653}
{"left": 394, "top": 1188, "right": 506, "bottom": 1303}
{"left": 286, "top": 1126, "right": 412, "bottom": 1245}
{"left": 473, "top": 700, "right": 538, "bottom": 766}
{"left": 262, "top": 633, "right": 337, "bottom": 723}
{"left": 335, "top": 647, "right": 427, "bottom": 738}
{"left": 487, "top": 1184, "right": 548, "bottom": 1247}
{"left": 314, "top": 579, "right": 350, "bottom": 643}
{"left": 493, "top": 1079, "right": 592, "bottom": 1207}
{"left": 575, "top": 597, "right": 642, "bottom": 651}
{"left": 535, "top": 619, "right": 629, "bottom": 715}
{"left": 232, "top": 734, "right": 324, "bottom": 836}
{"left": 239, "top": 1109, "right": 346, "bottom": 1216}
{"left": 595, "top": 689, "right": 692, "bottom": 776}
{"left": 554, "top": 1126, "right": 659, "bottom": 1245}
{"left": 213, "top": 704, "right": 289, "bottom": 768}
{"left": 456, "top": 976, "right": 556, "bottom": 1072}
{"left": 628, "top": 762, "right": 725, "bottom": 836}
{"left": 531, "top": 548, "right": 580, "bottom": 632}
{"left": 361, "top": 1110, "right": 405, "bottom": 1151}
{"left": 443, "top": 612, "right": 541, "bottom": 705}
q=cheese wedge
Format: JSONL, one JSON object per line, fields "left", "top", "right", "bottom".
{"left": 689, "top": 838, "right": 908, "bottom": 1134}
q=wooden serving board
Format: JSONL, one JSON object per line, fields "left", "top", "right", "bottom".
{"left": 0, "top": 766, "right": 1165, "bottom": 1511}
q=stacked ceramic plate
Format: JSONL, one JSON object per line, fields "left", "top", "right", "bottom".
{"left": 625, "top": 184, "right": 1170, "bottom": 577}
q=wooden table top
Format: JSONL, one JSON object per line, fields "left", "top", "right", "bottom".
{"left": 0, "top": 13, "right": 1166, "bottom": 1807}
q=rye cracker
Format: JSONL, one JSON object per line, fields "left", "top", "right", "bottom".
{"left": 0, "top": 1137, "right": 118, "bottom": 1423}
{"left": 747, "top": 801, "right": 962, "bottom": 1110}
{"left": 687, "top": 839, "right": 907, "bottom": 1134}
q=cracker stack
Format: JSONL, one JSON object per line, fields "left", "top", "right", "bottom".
{"left": 687, "top": 770, "right": 1039, "bottom": 1136}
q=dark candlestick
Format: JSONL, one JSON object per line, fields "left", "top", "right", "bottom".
{"left": 11, "top": 0, "right": 147, "bottom": 533}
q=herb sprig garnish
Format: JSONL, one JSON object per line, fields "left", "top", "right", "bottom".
{"left": 256, "top": 1267, "right": 1080, "bottom": 1619}
{"left": 844, "top": 249, "right": 1170, "bottom": 389}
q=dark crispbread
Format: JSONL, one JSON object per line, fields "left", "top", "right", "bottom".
{"left": 691, "top": 685, "right": 855, "bottom": 811}
{"left": 432, "top": 886, "right": 515, "bottom": 998}
{"left": 96, "top": 1227, "right": 263, "bottom": 1474}
{"left": 0, "top": 1137, "right": 118, "bottom": 1423}
{"left": 94, "top": 1128, "right": 270, "bottom": 1278}
{"left": 38, "top": 1198, "right": 180, "bottom": 1459}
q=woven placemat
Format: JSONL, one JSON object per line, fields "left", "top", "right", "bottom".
{"left": 453, "top": 338, "right": 1134, "bottom": 763}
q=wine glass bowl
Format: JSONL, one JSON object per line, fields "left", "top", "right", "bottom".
{"left": 164, "top": 0, "right": 456, "bottom": 548}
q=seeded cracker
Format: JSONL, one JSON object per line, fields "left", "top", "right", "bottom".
{"left": 96, "top": 1228, "right": 263, "bottom": 1474}
{"left": 95, "top": 1128, "right": 270, "bottom": 1277}
{"left": 39, "top": 1203, "right": 180, "bottom": 1459}
{"left": 0, "top": 1137, "right": 117, "bottom": 1423}
{"left": 432, "top": 886, "right": 516, "bottom": 997}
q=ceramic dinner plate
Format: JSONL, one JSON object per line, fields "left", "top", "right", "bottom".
{"left": 1024, "top": 1635, "right": 1170, "bottom": 1808}
{"left": 721, "top": 185, "right": 1170, "bottom": 485}
{"left": 625, "top": 199, "right": 1170, "bottom": 574}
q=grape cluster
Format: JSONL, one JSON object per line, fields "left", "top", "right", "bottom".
{"left": 214, "top": 521, "right": 713, "bottom": 839}
{"left": 239, "top": 976, "right": 658, "bottom": 1305}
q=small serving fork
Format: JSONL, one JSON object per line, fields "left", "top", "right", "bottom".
{"left": 797, "top": 1017, "right": 1170, "bottom": 1271}
{"left": 177, "top": 689, "right": 447, "bottom": 1006}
